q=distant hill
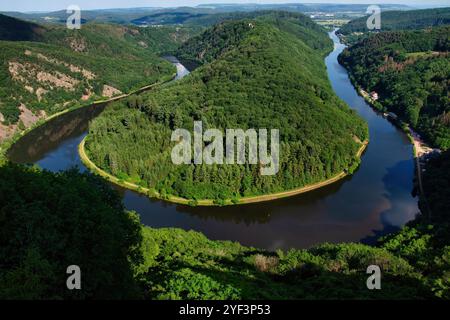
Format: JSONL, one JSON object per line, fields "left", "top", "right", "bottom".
{"left": 199, "top": 3, "right": 410, "bottom": 13}
{"left": 0, "top": 8, "right": 162, "bottom": 25}
{"left": 339, "top": 7, "right": 450, "bottom": 35}
{"left": 2, "top": 4, "right": 411, "bottom": 26}
{"left": 132, "top": 9, "right": 210, "bottom": 26}
{"left": 131, "top": 4, "right": 412, "bottom": 27}
{"left": 0, "top": 13, "right": 46, "bottom": 41}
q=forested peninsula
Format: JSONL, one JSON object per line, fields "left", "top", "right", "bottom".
{"left": 84, "top": 12, "right": 368, "bottom": 204}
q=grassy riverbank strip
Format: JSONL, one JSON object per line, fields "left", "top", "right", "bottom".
{"left": 79, "top": 137, "right": 368, "bottom": 206}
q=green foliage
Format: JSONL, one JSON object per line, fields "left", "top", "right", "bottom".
{"left": 1, "top": 10, "right": 448, "bottom": 301}
{"left": 0, "top": 14, "right": 198, "bottom": 129}
{"left": 138, "top": 149, "right": 450, "bottom": 300}
{"left": 136, "top": 227, "right": 431, "bottom": 299}
{"left": 339, "top": 27, "right": 450, "bottom": 150}
{"left": 151, "top": 268, "right": 241, "bottom": 300}
{"left": 421, "top": 149, "right": 450, "bottom": 219}
{"left": 0, "top": 163, "right": 142, "bottom": 299}
{"left": 0, "top": 149, "right": 449, "bottom": 299}
{"left": 178, "top": 11, "right": 331, "bottom": 67}
{"left": 86, "top": 13, "right": 368, "bottom": 202}
{"left": 379, "top": 149, "right": 450, "bottom": 298}
{"left": 339, "top": 7, "right": 450, "bottom": 36}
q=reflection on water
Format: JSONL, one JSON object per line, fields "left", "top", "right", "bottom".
{"left": 164, "top": 55, "right": 191, "bottom": 80}
{"left": 7, "top": 33, "right": 418, "bottom": 250}
{"left": 379, "top": 160, "right": 419, "bottom": 226}
{"left": 8, "top": 103, "right": 107, "bottom": 167}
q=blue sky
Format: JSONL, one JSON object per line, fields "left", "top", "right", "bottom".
{"left": 1, "top": 1, "right": 448, "bottom": 12}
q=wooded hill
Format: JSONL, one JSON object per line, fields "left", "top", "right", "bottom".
{"left": 339, "top": 27, "right": 450, "bottom": 150}
{"left": 0, "top": 14, "right": 194, "bottom": 138}
{"left": 85, "top": 12, "right": 368, "bottom": 203}
{"left": 339, "top": 7, "right": 450, "bottom": 35}
{"left": 0, "top": 13, "right": 46, "bottom": 41}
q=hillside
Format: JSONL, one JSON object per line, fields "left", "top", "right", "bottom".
{"left": 339, "top": 7, "right": 450, "bottom": 36}
{"left": 177, "top": 11, "right": 331, "bottom": 67}
{"left": 339, "top": 27, "right": 450, "bottom": 150}
{"left": 0, "top": 8, "right": 161, "bottom": 25}
{"left": 85, "top": 12, "right": 368, "bottom": 204}
{"left": 0, "top": 13, "right": 46, "bottom": 41}
{"left": 0, "top": 14, "right": 195, "bottom": 142}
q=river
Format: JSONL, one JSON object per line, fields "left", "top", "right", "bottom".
{"left": 7, "top": 33, "right": 419, "bottom": 250}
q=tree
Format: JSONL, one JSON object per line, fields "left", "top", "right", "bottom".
{"left": 0, "top": 164, "right": 143, "bottom": 299}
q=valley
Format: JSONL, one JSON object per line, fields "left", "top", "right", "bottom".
{"left": 0, "top": 3, "right": 449, "bottom": 301}
{"left": 6, "top": 27, "right": 417, "bottom": 250}
{"left": 0, "top": 14, "right": 195, "bottom": 141}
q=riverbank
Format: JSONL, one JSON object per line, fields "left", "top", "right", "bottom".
{"left": 6, "top": 29, "right": 417, "bottom": 248}
{"left": 0, "top": 73, "right": 176, "bottom": 164}
{"left": 79, "top": 136, "right": 368, "bottom": 206}
{"left": 349, "top": 78, "right": 437, "bottom": 218}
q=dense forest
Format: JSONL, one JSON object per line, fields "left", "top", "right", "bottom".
{"left": 0, "top": 14, "right": 195, "bottom": 135}
{"left": 1, "top": 7, "right": 449, "bottom": 301}
{"left": 85, "top": 12, "right": 368, "bottom": 203}
{"left": 177, "top": 11, "right": 332, "bottom": 67}
{"left": 0, "top": 164, "right": 143, "bottom": 299}
{"left": 1, "top": 147, "right": 449, "bottom": 299}
{"left": 339, "top": 27, "right": 450, "bottom": 150}
{"left": 140, "top": 149, "right": 450, "bottom": 300}
{"left": 338, "top": 7, "right": 450, "bottom": 36}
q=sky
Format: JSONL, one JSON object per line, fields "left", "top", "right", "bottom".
{"left": 0, "top": 0, "right": 448, "bottom": 12}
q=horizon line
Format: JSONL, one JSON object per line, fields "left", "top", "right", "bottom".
{"left": 2, "top": 2, "right": 448, "bottom": 14}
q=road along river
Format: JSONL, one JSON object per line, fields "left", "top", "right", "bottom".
{"left": 7, "top": 35, "right": 418, "bottom": 250}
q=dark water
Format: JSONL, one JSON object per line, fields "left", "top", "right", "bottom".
{"left": 7, "top": 32, "right": 418, "bottom": 250}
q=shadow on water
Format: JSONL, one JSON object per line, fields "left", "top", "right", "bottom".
{"left": 163, "top": 176, "right": 351, "bottom": 226}
{"left": 361, "top": 159, "right": 419, "bottom": 245}
{"left": 6, "top": 32, "right": 419, "bottom": 250}
{"left": 8, "top": 103, "right": 107, "bottom": 164}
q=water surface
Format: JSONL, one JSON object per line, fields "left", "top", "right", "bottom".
{"left": 8, "top": 33, "right": 418, "bottom": 250}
